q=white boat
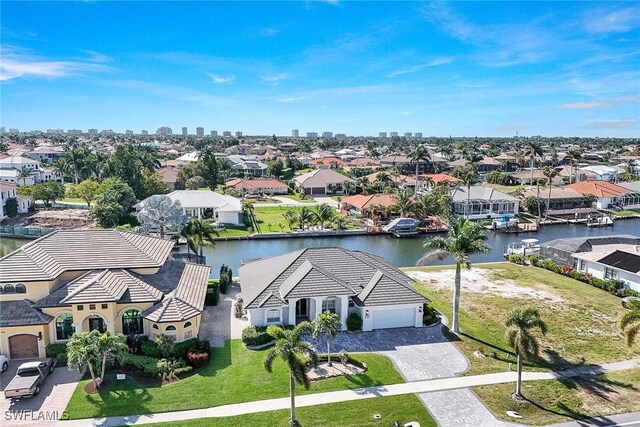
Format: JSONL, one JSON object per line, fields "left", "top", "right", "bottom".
{"left": 382, "top": 218, "right": 421, "bottom": 236}
{"left": 503, "top": 238, "right": 540, "bottom": 257}
{"left": 586, "top": 216, "right": 614, "bottom": 227}
{"left": 492, "top": 217, "right": 519, "bottom": 230}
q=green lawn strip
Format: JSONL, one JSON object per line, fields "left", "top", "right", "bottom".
{"left": 216, "top": 225, "right": 251, "bottom": 237}
{"left": 65, "top": 340, "right": 404, "bottom": 419}
{"left": 142, "top": 394, "right": 436, "bottom": 427}
{"left": 405, "top": 262, "right": 638, "bottom": 376}
{"left": 473, "top": 368, "right": 640, "bottom": 426}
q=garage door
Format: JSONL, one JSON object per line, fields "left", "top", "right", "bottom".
{"left": 372, "top": 308, "right": 415, "bottom": 330}
{"left": 311, "top": 187, "right": 326, "bottom": 195}
{"left": 9, "top": 334, "right": 39, "bottom": 359}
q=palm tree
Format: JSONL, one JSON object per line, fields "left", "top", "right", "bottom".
{"left": 283, "top": 208, "right": 298, "bottom": 231}
{"left": 396, "top": 188, "right": 415, "bottom": 217}
{"left": 313, "top": 204, "right": 335, "bottom": 229}
{"left": 66, "top": 330, "right": 101, "bottom": 390}
{"left": 619, "top": 299, "right": 640, "bottom": 347}
{"left": 62, "top": 146, "right": 87, "bottom": 185}
{"left": 342, "top": 180, "right": 356, "bottom": 196}
{"left": 97, "top": 331, "right": 128, "bottom": 386}
{"left": 418, "top": 217, "right": 490, "bottom": 333}
{"left": 181, "top": 218, "right": 219, "bottom": 258}
{"left": 567, "top": 147, "right": 583, "bottom": 184}
{"left": 333, "top": 215, "right": 348, "bottom": 230}
{"left": 454, "top": 165, "right": 477, "bottom": 219}
{"left": 410, "top": 146, "right": 431, "bottom": 195}
{"left": 375, "top": 171, "right": 392, "bottom": 192}
{"left": 524, "top": 141, "right": 543, "bottom": 185}
{"left": 18, "top": 165, "right": 31, "bottom": 186}
{"left": 312, "top": 311, "right": 342, "bottom": 366}
{"left": 542, "top": 166, "right": 559, "bottom": 219}
{"left": 263, "top": 323, "right": 319, "bottom": 427}
{"left": 243, "top": 200, "right": 257, "bottom": 232}
{"left": 298, "top": 206, "right": 314, "bottom": 230}
{"left": 505, "top": 307, "right": 547, "bottom": 398}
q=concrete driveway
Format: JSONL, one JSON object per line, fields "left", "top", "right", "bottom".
{"left": 1, "top": 360, "right": 82, "bottom": 426}
{"left": 198, "top": 283, "right": 248, "bottom": 348}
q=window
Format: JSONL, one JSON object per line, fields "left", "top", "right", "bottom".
{"left": 184, "top": 321, "right": 193, "bottom": 328}
{"left": 266, "top": 309, "right": 280, "bottom": 323}
{"left": 56, "top": 313, "right": 74, "bottom": 340}
{"left": 77, "top": 305, "right": 84, "bottom": 311}
{"left": 152, "top": 324, "right": 159, "bottom": 330}
{"left": 89, "top": 304, "right": 96, "bottom": 310}
{"left": 185, "top": 330, "right": 193, "bottom": 339}
{"left": 604, "top": 267, "right": 618, "bottom": 279}
{"left": 348, "top": 298, "right": 355, "bottom": 307}
{"left": 4, "top": 284, "right": 15, "bottom": 294}
{"left": 122, "top": 309, "right": 143, "bottom": 335}
{"left": 322, "top": 298, "right": 336, "bottom": 314}
{"left": 15, "top": 284, "right": 26, "bottom": 294}
{"left": 579, "top": 260, "right": 586, "bottom": 272}
{"left": 101, "top": 304, "right": 108, "bottom": 309}
{"left": 165, "top": 325, "right": 177, "bottom": 331}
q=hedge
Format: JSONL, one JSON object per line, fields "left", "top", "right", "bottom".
{"left": 46, "top": 343, "right": 67, "bottom": 358}
{"left": 346, "top": 313, "right": 363, "bottom": 332}
{"left": 174, "top": 338, "right": 200, "bottom": 359}
{"left": 205, "top": 280, "right": 220, "bottom": 306}
{"left": 117, "top": 353, "right": 160, "bottom": 376}
{"left": 140, "top": 336, "right": 162, "bottom": 358}
{"left": 241, "top": 326, "right": 274, "bottom": 347}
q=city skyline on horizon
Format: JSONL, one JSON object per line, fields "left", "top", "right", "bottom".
{"left": 2, "top": 1, "right": 639, "bottom": 138}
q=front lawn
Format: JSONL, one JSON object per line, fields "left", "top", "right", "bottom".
{"left": 65, "top": 340, "right": 404, "bottom": 420}
{"left": 144, "top": 395, "right": 436, "bottom": 427}
{"left": 406, "top": 262, "right": 638, "bottom": 376}
{"left": 473, "top": 368, "right": 640, "bottom": 425}
{"left": 216, "top": 225, "right": 251, "bottom": 238}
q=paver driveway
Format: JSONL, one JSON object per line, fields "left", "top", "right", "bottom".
{"left": 310, "top": 325, "right": 518, "bottom": 427}
{"left": 0, "top": 360, "right": 82, "bottom": 426}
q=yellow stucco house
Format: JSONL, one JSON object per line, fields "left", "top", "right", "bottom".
{"left": 0, "top": 229, "right": 210, "bottom": 360}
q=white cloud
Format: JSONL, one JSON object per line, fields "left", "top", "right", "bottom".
{"left": 584, "top": 6, "right": 640, "bottom": 34}
{"left": 0, "top": 46, "right": 111, "bottom": 81}
{"left": 583, "top": 119, "right": 637, "bottom": 129}
{"left": 400, "top": 111, "right": 411, "bottom": 116}
{"left": 386, "top": 57, "right": 454, "bottom": 78}
{"left": 275, "top": 96, "right": 305, "bottom": 103}
{"left": 260, "top": 27, "right": 280, "bottom": 37}
{"left": 559, "top": 96, "right": 640, "bottom": 110}
{"left": 208, "top": 73, "right": 235, "bottom": 84}
{"left": 82, "top": 50, "right": 112, "bottom": 63}
{"left": 261, "top": 73, "right": 289, "bottom": 84}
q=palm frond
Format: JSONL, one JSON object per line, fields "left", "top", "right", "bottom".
{"left": 625, "top": 323, "right": 640, "bottom": 347}
{"left": 416, "top": 249, "right": 450, "bottom": 266}
{"left": 619, "top": 311, "right": 640, "bottom": 330}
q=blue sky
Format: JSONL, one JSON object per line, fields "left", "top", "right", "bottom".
{"left": 1, "top": 1, "right": 639, "bottom": 137}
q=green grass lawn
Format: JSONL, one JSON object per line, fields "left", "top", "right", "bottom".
{"left": 406, "top": 262, "right": 638, "bottom": 376}
{"left": 216, "top": 225, "right": 251, "bottom": 237}
{"left": 65, "top": 340, "right": 405, "bottom": 420}
{"left": 473, "top": 368, "right": 640, "bottom": 425}
{"left": 143, "top": 395, "right": 436, "bottom": 427}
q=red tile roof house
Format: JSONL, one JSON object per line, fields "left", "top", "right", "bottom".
{"left": 567, "top": 180, "right": 639, "bottom": 209}
{"left": 340, "top": 193, "right": 398, "bottom": 217}
{"left": 309, "top": 157, "right": 348, "bottom": 169}
{"left": 225, "top": 178, "right": 289, "bottom": 195}
{"left": 156, "top": 167, "right": 184, "bottom": 191}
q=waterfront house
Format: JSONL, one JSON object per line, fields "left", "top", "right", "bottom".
{"left": 340, "top": 193, "right": 397, "bottom": 217}
{"left": 0, "top": 156, "right": 62, "bottom": 186}
{"left": 239, "top": 247, "right": 428, "bottom": 331}
{"left": 566, "top": 181, "right": 630, "bottom": 209}
{"left": 309, "top": 157, "right": 348, "bottom": 169}
{"left": 0, "top": 229, "right": 210, "bottom": 359}
{"left": 153, "top": 190, "right": 243, "bottom": 225}
{"left": 450, "top": 185, "right": 519, "bottom": 219}
{"left": 26, "top": 146, "right": 65, "bottom": 164}
{"left": 294, "top": 169, "right": 356, "bottom": 195}
{"left": 577, "top": 165, "right": 619, "bottom": 182}
{"left": 226, "top": 155, "right": 268, "bottom": 177}
{"left": 521, "top": 187, "right": 595, "bottom": 217}
{"left": 0, "top": 182, "right": 30, "bottom": 220}
{"left": 225, "top": 178, "right": 289, "bottom": 195}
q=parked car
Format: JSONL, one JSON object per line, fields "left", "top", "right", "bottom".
{"left": 622, "top": 296, "right": 640, "bottom": 309}
{"left": 0, "top": 355, "right": 8, "bottom": 372}
{"left": 4, "top": 358, "right": 55, "bottom": 399}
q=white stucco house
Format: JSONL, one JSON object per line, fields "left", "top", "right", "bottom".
{"left": 0, "top": 156, "right": 62, "bottom": 186}
{"left": 164, "top": 190, "right": 243, "bottom": 225}
{"left": 450, "top": 185, "right": 519, "bottom": 220}
{"left": 239, "top": 247, "right": 428, "bottom": 331}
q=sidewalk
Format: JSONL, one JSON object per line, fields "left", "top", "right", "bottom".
{"left": 60, "top": 358, "right": 640, "bottom": 427}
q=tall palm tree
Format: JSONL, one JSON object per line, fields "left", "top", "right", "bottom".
{"left": 418, "top": 217, "right": 490, "bottom": 333}
{"left": 396, "top": 188, "right": 415, "bottom": 217}
{"left": 62, "top": 147, "right": 86, "bottom": 185}
{"left": 567, "top": 147, "right": 583, "bottom": 184}
{"left": 298, "top": 206, "right": 314, "bottom": 230}
{"left": 98, "top": 331, "right": 127, "bottom": 387}
{"left": 524, "top": 141, "right": 543, "bottom": 184}
{"left": 342, "top": 180, "right": 356, "bottom": 196}
{"left": 505, "top": 307, "right": 547, "bottom": 398}
{"left": 313, "top": 204, "right": 335, "bottom": 228}
{"left": 410, "top": 146, "right": 431, "bottom": 195}
{"left": 333, "top": 215, "right": 348, "bottom": 230}
{"left": 542, "top": 166, "right": 559, "bottom": 219}
{"left": 263, "top": 323, "right": 319, "bottom": 427}
{"left": 375, "top": 171, "right": 392, "bottom": 192}
{"left": 312, "top": 310, "right": 342, "bottom": 366}
{"left": 18, "top": 165, "right": 31, "bottom": 186}
{"left": 181, "top": 218, "right": 219, "bottom": 258}
{"left": 283, "top": 208, "right": 298, "bottom": 231}
{"left": 619, "top": 299, "right": 640, "bottom": 347}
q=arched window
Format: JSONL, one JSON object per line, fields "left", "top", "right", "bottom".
{"left": 165, "top": 325, "right": 176, "bottom": 331}
{"left": 4, "top": 284, "right": 15, "bottom": 294}
{"left": 122, "top": 309, "right": 143, "bottom": 335}
{"left": 152, "top": 324, "right": 159, "bottom": 330}
{"left": 184, "top": 321, "right": 192, "bottom": 328}
{"left": 15, "top": 284, "right": 26, "bottom": 294}
{"left": 56, "top": 313, "right": 74, "bottom": 340}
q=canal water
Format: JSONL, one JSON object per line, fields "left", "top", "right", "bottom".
{"left": 3, "top": 220, "right": 640, "bottom": 276}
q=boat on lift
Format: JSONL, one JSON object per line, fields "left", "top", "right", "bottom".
{"left": 503, "top": 238, "right": 540, "bottom": 258}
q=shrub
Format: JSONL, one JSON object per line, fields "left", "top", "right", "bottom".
{"left": 174, "top": 338, "right": 200, "bottom": 359}
{"left": 205, "top": 281, "right": 220, "bottom": 306}
{"left": 569, "top": 269, "right": 585, "bottom": 281}
{"left": 4, "top": 197, "right": 18, "bottom": 217}
{"left": 422, "top": 304, "right": 439, "bottom": 325}
{"left": 625, "top": 288, "right": 640, "bottom": 298}
{"left": 156, "top": 334, "right": 176, "bottom": 358}
{"left": 346, "top": 313, "right": 363, "bottom": 332}
{"left": 241, "top": 326, "right": 274, "bottom": 347}
{"left": 140, "top": 336, "right": 162, "bottom": 358}
{"left": 117, "top": 353, "right": 160, "bottom": 377}
{"left": 234, "top": 299, "right": 244, "bottom": 319}
{"left": 528, "top": 254, "right": 540, "bottom": 266}
{"left": 55, "top": 352, "right": 68, "bottom": 365}
{"left": 157, "top": 358, "right": 192, "bottom": 382}
{"left": 186, "top": 345, "right": 210, "bottom": 367}
{"left": 508, "top": 254, "right": 526, "bottom": 265}
{"left": 46, "top": 343, "right": 67, "bottom": 358}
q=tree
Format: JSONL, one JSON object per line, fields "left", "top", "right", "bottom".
{"left": 140, "top": 170, "right": 169, "bottom": 198}
{"left": 67, "top": 331, "right": 101, "bottom": 390}
{"left": 199, "top": 148, "right": 219, "bottom": 190}
{"left": 395, "top": 188, "right": 415, "bottom": 217}
{"left": 74, "top": 179, "right": 100, "bottom": 208}
{"left": 313, "top": 204, "right": 335, "bottom": 228}
{"left": 137, "top": 195, "right": 186, "bottom": 238}
{"left": 418, "top": 217, "right": 490, "bottom": 333}
{"left": 505, "top": 307, "right": 547, "bottom": 398}
{"left": 267, "top": 159, "right": 284, "bottom": 178}
{"left": 298, "top": 206, "right": 314, "bottom": 230}
{"left": 181, "top": 217, "right": 219, "bottom": 258}
{"left": 97, "top": 331, "right": 128, "bottom": 386}
{"left": 186, "top": 176, "right": 207, "bottom": 190}
{"left": 312, "top": 311, "right": 342, "bottom": 366}
{"left": 283, "top": 208, "right": 298, "bottom": 231}
{"left": 4, "top": 197, "right": 18, "bottom": 217}
{"left": 619, "top": 299, "right": 640, "bottom": 347}
{"left": 31, "top": 181, "right": 66, "bottom": 207}
{"left": 567, "top": 147, "right": 583, "bottom": 184}
{"left": 409, "top": 146, "right": 431, "bottom": 195}
{"left": 524, "top": 141, "right": 543, "bottom": 184}
{"left": 542, "top": 166, "right": 559, "bottom": 219}
{"left": 333, "top": 215, "right": 348, "bottom": 230}
{"left": 91, "top": 179, "right": 136, "bottom": 228}
{"left": 155, "top": 334, "right": 176, "bottom": 358}
{"left": 451, "top": 165, "right": 477, "bottom": 219}
{"left": 18, "top": 166, "right": 31, "bottom": 186}
{"left": 263, "top": 322, "right": 319, "bottom": 427}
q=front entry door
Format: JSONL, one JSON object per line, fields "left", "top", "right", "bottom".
{"left": 295, "top": 299, "right": 308, "bottom": 320}
{"left": 89, "top": 317, "right": 106, "bottom": 333}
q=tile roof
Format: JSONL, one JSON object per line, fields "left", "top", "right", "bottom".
{"left": 61, "top": 269, "right": 163, "bottom": 304}
{"left": 0, "top": 230, "right": 175, "bottom": 282}
{"left": 0, "top": 300, "right": 53, "bottom": 327}
{"left": 450, "top": 185, "right": 518, "bottom": 202}
{"left": 566, "top": 181, "right": 629, "bottom": 198}
{"left": 240, "top": 247, "right": 427, "bottom": 309}
{"left": 294, "top": 169, "right": 356, "bottom": 186}
{"left": 341, "top": 194, "right": 398, "bottom": 210}
{"left": 225, "top": 178, "right": 288, "bottom": 190}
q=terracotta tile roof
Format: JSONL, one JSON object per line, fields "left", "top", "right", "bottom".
{"left": 341, "top": 193, "right": 397, "bottom": 210}
{"left": 566, "top": 181, "right": 629, "bottom": 197}
{"left": 225, "top": 178, "right": 288, "bottom": 190}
